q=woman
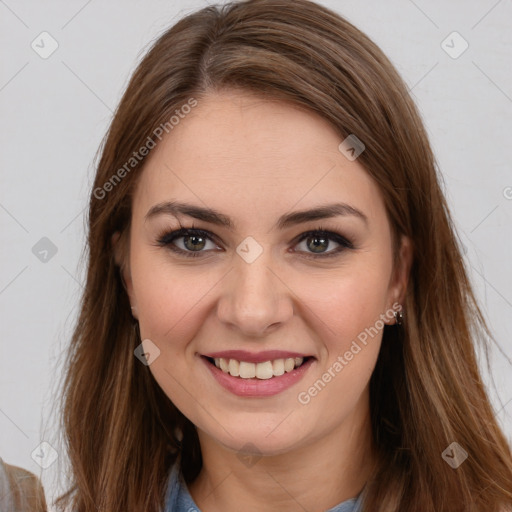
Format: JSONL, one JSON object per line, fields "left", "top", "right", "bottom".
{"left": 54, "top": 0, "right": 512, "bottom": 510}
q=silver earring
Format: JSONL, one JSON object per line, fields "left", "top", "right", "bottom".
{"left": 394, "top": 309, "right": 403, "bottom": 326}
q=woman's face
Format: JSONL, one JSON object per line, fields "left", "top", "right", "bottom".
{"left": 117, "top": 90, "right": 411, "bottom": 456}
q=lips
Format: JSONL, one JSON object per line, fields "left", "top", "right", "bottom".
{"left": 202, "top": 350, "right": 313, "bottom": 379}
{"left": 201, "top": 353, "right": 316, "bottom": 397}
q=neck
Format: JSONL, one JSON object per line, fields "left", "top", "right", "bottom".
{"left": 187, "top": 392, "right": 375, "bottom": 512}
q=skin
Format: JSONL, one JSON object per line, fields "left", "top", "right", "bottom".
{"left": 114, "top": 89, "right": 413, "bottom": 512}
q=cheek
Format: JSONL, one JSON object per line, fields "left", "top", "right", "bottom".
{"left": 130, "top": 252, "right": 214, "bottom": 411}
{"left": 130, "top": 248, "right": 222, "bottom": 353}
{"left": 291, "top": 262, "right": 389, "bottom": 410}
{"left": 299, "top": 263, "right": 389, "bottom": 349}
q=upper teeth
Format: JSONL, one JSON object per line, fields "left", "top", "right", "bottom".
{"left": 214, "top": 357, "right": 304, "bottom": 379}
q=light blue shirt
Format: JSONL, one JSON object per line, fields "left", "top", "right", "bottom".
{"left": 163, "top": 461, "right": 363, "bottom": 512}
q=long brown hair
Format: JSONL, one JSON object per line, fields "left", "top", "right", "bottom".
{"left": 54, "top": 1, "right": 512, "bottom": 510}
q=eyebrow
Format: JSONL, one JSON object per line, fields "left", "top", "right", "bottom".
{"left": 145, "top": 200, "right": 368, "bottom": 230}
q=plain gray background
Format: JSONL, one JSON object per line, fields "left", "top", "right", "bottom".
{"left": 1, "top": 0, "right": 511, "bottom": 507}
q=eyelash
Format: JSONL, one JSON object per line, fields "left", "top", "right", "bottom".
{"left": 155, "top": 223, "right": 355, "bottom": 259}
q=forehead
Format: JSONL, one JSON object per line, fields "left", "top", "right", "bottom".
{"left": 133, "top": 90, "right": 385, "bottom": 228}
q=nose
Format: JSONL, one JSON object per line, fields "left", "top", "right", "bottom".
{"left": 216, "top": 249, "right": 294, "bottom": 337}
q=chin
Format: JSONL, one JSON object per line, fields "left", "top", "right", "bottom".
{"left": 204, "top": 421, "right": 310, "bottom": 458}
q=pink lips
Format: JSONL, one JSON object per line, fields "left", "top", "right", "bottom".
{"left": 200, "top": 353, "right": 315, "bottom": 397}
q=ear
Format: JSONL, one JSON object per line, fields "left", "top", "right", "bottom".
{"left": 387, "top": 234, "right": 413, "bottom": 311}
{"left": 112, "top": 231, "right": 138, "bottom": 318}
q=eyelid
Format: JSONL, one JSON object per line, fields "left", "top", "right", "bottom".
{"left": 154, "top": 225, "right": 354, "bottom": 258}
{"left": 156, "top": 227, "right": 218, "bottom": 246}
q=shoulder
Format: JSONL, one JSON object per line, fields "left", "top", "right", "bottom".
{"left": 0, "top": 457, "right": 47, "bottom": 511}
{"left": 163, "top": 458, "right": 182, "bottom": 510}
{"left": 163, "top": 457, "right": 201, "bottom": 512}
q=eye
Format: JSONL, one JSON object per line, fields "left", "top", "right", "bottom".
{"left": 293, "top": 229, "right": 354, "bottom": 258}
{"left": 155, "top": 226, "right": 354, "bottom": 259}
{"left": 156, "top": 227, "right": 219, "bottom": 258}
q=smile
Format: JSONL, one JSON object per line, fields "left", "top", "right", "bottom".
{"left": 209, "top": 356, "right": 307, "bottom": 379}
{"left": 200, "top": 352, "right": 315, "bottom": 397}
